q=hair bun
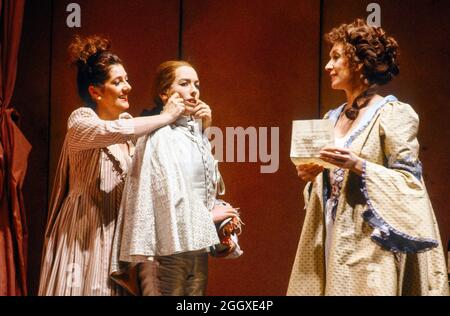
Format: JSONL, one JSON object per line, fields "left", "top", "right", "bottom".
{"left": 68, "top": 35, "right": 122, "bottom": 109}
{"left": 384, "top": 37, "right": 399, "bottom": 59}
{"left": 68, "top": 35, "right": 111, "bottom": 66}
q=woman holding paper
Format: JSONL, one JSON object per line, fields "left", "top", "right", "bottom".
{"left": 288, "top": 19, "right": 448, "bottom": 296}
{"left": 110, "top": 61, "right": 242, "bottom": 296}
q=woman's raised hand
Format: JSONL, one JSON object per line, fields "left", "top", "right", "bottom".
{"left": 296, "top": 163, "right": 324, "bottom": 182}
{"left": 162, "top": 92, "right": 185, "bottom": 123}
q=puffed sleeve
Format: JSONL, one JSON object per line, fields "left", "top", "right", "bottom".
{"left": 67, "top": 107, "right": 135, "bottom": 151}
{"left": 361, "top": 101, "right": 440, "bottom": 253}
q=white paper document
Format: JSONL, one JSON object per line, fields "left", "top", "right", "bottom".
{"left": 290, "top": 119, "right": 336, "bottom": 168}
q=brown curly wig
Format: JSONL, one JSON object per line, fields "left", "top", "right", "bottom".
{"left": 325, "top": 18, "right": 399, "bottom": 119}
{"left": 68, "top": 35, "right": 122, "bottom": 109}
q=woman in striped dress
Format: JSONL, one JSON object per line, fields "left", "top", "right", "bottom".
{"left": 38, "top": 35, "right": 185, "bottom": 296}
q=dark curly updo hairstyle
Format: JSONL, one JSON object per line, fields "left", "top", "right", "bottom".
{"left": 68, "top": 35, "right": 122, "bottom": 109}
{"left": 325, "top": 18, "right": 400, "bottom": 119}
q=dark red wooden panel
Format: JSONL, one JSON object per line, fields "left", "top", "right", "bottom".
{"left": 183, "top": 0, "right": 321, "bottom": 295}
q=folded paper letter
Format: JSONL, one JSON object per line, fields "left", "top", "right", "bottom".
{"left": 290, "top": 119, "right": 335, "bottom": 168}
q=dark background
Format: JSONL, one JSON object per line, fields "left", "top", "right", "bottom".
{"left": 12, "top": 0, "right": 449, "bottom": 295}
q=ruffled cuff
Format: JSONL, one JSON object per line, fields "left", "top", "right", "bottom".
{"left": 360, "top": 160, "right": 438, "bottom": 253}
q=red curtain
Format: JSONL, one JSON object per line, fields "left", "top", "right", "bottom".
{"left": 0, "top": 0, "right": 30, "bottom": 296}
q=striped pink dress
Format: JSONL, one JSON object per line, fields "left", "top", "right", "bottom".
{"left": 38, "top": 107, "right": 136, "bottom": 296}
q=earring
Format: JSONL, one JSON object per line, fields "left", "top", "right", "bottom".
{"left": 97, "top": 96, "right": 101, "bottom": 101}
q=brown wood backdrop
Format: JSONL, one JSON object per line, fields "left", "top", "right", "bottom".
{"left": 182, "top": 0, "right": 320, "bottom": 295}
{"left": 14, "top": 0, "right": 449, "bottom": 295}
